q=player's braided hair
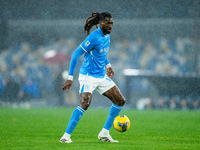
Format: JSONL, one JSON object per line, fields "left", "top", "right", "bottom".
{"left": 84, "top": 12, "right": 112, "bottom": 35}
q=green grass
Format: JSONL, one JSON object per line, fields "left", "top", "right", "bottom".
{"left": 0, "top": 107, "right": 200, "bottom": 150}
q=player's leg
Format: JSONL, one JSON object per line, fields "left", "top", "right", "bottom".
{"left": 60, "top": 92, "right": 92, "bottom": 143}
{"left": 60, "top": 105, "right": 85, "bottom": 143}
{"left": 60, "top": 74, "right": 94, "bottom": 143}
{"left": 66, "top": 93, "right": 92, "bottom": 132}
{"left": 103, "top": 85, "right": 126, "bottom": 106}
{"left": 103, "top": 85, "right": 125, "bottom": 128}
{"left": 97, "top": 76, "right": 126, "bottom": 142}
{"left": 98, "top": 86, "right": 125, "bottom": 142}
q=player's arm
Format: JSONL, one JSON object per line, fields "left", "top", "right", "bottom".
{"left": 62, "top": 34, "right": 97, "bottom": 91}
{"left": 105, "top": 58, "right": 114, "bottom": 79}
{"left": 62, "top": 46, "right": 85, "bottom": 91}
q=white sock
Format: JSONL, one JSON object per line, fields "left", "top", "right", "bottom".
{"left": 63, "top": 132, "right": 71, "bottom": 139}
{"left": 101, "top": 128, "right": 109, "bottom": 135}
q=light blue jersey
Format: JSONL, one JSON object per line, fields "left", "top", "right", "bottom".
{"left": 80, "top": 27, "right": 110, "bottom": 77}
{"left": 68, "top": 27, "right": 110, "bottom": 78}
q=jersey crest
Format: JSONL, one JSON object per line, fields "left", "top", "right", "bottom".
{"left": 84, "top": 41, "right": 90, "bottom": 47}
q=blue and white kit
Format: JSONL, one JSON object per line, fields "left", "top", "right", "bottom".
{"left": 63, "top": 26, "right": 123, "bottom": 139}
{"left": 68, "top": 27, "right": 115, "bottom": 94}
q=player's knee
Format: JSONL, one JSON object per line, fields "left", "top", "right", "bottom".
{"left": 119, "top": 97, "right": 126, "bottom": 106}
{"left": 115, "top": 97, "right": 126, "bottom": 106}
{"left": 80, "top": 93, "right": 92, "bottom": 110}
{"left": 80, "top": 99, "right": 90, "bottom": 110}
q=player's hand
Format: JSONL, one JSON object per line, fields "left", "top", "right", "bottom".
{"left": 62, "top": 80, "right": 73, "bottom": 91}
{"left": 106, "top": 67, "right": 114, "bottom": 79}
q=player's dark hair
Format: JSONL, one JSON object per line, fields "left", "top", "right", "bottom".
{"left": 84, "top": 12, "right": 112, "bottom": 35}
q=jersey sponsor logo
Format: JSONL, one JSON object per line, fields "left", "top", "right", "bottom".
{"left": 99, "top": 49, "right": 104, "bottom": 53}
{"left": 99, "top": 47, "right": 109, "bottom": 53}
{"left": 85, "top": 41, "right": 90, "bottom": 47}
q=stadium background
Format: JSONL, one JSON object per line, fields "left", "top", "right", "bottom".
{"left": 0, "top": 0, "right": 200, "bottom": 110}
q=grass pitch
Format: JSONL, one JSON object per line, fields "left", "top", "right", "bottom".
{"left": 0, "top": 107, "right": 200, "bottom": 150}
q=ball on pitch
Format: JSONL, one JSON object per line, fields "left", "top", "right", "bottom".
{"left": 113, "top": 115, "right": 131, "bottom": 132}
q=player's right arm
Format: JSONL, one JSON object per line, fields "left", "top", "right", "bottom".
{"left": 62, "top": 33, "right": 97, "bottom": 91}
{"left": 62, "top": 47, "right": 85, "bottom": 91}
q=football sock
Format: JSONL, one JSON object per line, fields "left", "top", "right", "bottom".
{"left": 65, "top": 106, "right": 85, "bottom": 135}
{"left": 103, "top": 103, "right": 123, "bottom": 131}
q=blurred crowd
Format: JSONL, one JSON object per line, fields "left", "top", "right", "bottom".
{"left": 136, "top": 95, "right": 200, "bottom": 110}
{"left": 157, "top": 95, "right": 200, "bottom": 110}
{"left": 0, "top": 75, "right": 39, "bottom": 103}
{"left": 0, "top": 37, "right": 199, "bottom": 109}
{"left": 109, "top": 37, "right": 198, "bottom": 75}
{"left": 0, "top": 38, "right": 75, "bottom": 105}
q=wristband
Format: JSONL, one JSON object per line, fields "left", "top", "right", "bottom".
{"left": 106, "top": 63, "right": 111, "bottom": 68}
{"left": 68, "top": 75, "right": 73, "bottom": 81}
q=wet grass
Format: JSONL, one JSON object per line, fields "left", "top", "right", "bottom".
{"left": 0, "top": 107, "right": 200, "bottom": 150}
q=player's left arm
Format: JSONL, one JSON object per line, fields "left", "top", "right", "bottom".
{"left": 105, "top": 58, "right": 114, "bottom": 79}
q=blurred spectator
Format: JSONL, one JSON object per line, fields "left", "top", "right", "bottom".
{"left": 180, "top": 98, "right": 188, "bottom": 110}
{"left": 18, "top": 77, "right": 40, "bottom": 101}
{"left": 169, "top": 96, "right": 177, "bottom": 110}
{"left": 186, "top": 96, "right": 193, "bottom": 109}
{"left": 136, "top": 98, "right": 153, "bottom": 110}
{"left": 1, "top": 76, "right": 20, "bottom": 103}
{"left": 157, "top": 96, "right": 168, "bottom": 109}
{"left": 192, "top": 99, "right": 199, "bottom": 110}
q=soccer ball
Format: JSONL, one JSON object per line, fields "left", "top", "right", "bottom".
{"left": 113, "top": 115, "right": 131, "bottom": 132}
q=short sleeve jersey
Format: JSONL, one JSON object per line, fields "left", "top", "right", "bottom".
{"left": 79, "top": 27, "right": 110, "bottom": 78}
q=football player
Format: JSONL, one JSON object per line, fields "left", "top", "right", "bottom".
{"left": 60, "top": 12, "right": 126, "bottom": 143}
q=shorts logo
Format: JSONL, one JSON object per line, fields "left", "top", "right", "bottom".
{"left": 85, "top": 85, "right": 90, "bottom": 89}
{"left": 85, "top": 41, "right": 90, "bottom": 47}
